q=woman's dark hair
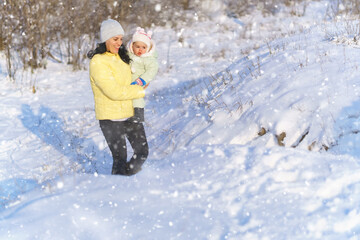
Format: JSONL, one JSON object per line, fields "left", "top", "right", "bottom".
{"left": 87, "top": 42, "right": 131, "bottom": 64}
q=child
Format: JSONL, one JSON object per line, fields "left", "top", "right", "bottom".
{"left": 127, "top": 27, "right": 159, "bottom": 123}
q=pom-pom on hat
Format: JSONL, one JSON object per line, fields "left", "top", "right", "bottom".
{"left": 132, "top": 27, "right": 152, "bottom": 48}
{"left": 100, "top": 19, "right": 125, "bottom": 42}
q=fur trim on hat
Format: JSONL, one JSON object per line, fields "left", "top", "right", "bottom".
{"left": 127, "top": 40, "right": 156, "bottom": 57}
{"left": 132, "top": 27, "right": 152, "bottom": 48}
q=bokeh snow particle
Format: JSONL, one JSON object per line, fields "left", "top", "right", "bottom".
{"left": 57, "top": 181, "right": 64, "bottom": 189}
{"left": 155, "top": 4, "right": 161, "bottom": 12}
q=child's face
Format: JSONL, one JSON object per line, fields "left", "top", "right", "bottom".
{"left": 132, "top": 41, "right": 148, "bottom": 56}
{"left": 106, "top": 35, "right": 123, "bottom": 54}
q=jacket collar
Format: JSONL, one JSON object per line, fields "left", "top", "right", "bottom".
{"left": 127, "top": 41, "right": 156, "bottom": 57}
{"left": 104, "top": 51, "right": 119, "bottom": 57}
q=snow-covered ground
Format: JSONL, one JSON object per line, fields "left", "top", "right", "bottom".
{"left": 2, "top": 1, "right": 360, "bottom": 239}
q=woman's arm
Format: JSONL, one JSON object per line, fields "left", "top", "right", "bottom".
{"left": 90, "top": 56, "right": 145, "bottom": 101}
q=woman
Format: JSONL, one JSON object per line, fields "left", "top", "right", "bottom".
{"left": 88, "top": 19, "right": 149, "bottom": 176}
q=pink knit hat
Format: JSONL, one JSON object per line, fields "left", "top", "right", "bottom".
{"left": 132, "top": 27, "right": 152, "bottom": 48}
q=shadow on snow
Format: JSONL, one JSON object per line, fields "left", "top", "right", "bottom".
{"left": 19, "top": 104, "right": 112, "bottom": 175}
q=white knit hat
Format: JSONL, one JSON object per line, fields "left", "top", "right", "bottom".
{"left": 132, "top": 27, "right": 152, "bottom": 48}
{"left": 100, "top": 19, "right": 125, "bottom": 42}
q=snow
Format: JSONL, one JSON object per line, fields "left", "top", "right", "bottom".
{"left": 2, "top": 1, "right": 360, "bottom": 239}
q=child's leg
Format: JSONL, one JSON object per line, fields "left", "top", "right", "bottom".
{"left": 134, "top": 107, "right": 145, "bottom": 122}
{"left": 128, "top": 107, "right": 145, "bottom": 123}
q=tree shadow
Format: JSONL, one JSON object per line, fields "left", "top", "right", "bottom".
{"left": 145, "top": 54, "right": 254, "bottom": 158}
{"left": 330, "top": 100, "right": 360, "bottom": 158}
{"left": 0, "top": 178, "right": 38, "bottom": 212}
{"left": 19, "top": 104, "right": 111, "bottom": 174}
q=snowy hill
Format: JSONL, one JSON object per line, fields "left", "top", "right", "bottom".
{"left": 2, "top": 1, "right": 360, "bottom": 239}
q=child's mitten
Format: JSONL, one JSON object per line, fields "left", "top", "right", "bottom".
{"left": 130, "top": 77, "right": 146, "bottom": 86}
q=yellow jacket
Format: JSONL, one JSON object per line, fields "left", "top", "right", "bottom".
{"left": 89, "top": 52, "right": 145, "bottom": 120}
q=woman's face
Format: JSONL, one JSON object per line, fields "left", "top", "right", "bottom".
{"left": 106, "top": 35, "right": 123, "bottom": 54}
{"left": 132, "top": 41, "right": 148, "bottom": 56}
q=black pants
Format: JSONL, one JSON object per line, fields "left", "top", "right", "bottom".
{"left": 99, "top": 119, "right": 148, "bottom": 175}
